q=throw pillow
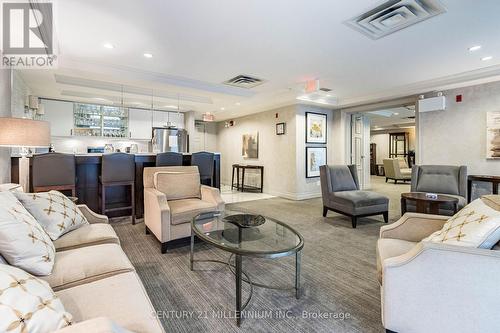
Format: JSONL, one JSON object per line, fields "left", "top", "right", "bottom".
{"left": 0, "top": 192, "right": 55, "bottom": 275}
{"left": 0, "top": 264, "right": 72, "bottom": 332}
{"left": 15, "top": 191, "right": 89, "bottom": 241}
{"left": 423, "top": 198, "right": 500, "bottom": 249}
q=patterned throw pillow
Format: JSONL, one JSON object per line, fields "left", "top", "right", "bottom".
{"left": 423, "top": 198, "right": 500, "bottom": 249}
{"left": 0, "top": 264, "right": 72, "bottom": 332}
{"left": 15, "top": 191, "right": 89, "bottom": 241}
{"left": 0, "top": 192, "right": 55, "bottom": 275}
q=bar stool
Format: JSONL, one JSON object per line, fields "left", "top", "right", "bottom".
{"left": 99, "top": 153, "right": 136, "bottom": 224}
{"left": 191, "top": 151, "right": 214, "bottom": 186}
{"left": 32, "top": 153, "right": 76, "bottom": 196}
{"left": 156, "top": 152, "right": 183, "bottom": 166}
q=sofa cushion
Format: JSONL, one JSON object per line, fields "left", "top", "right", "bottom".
{"left": 41, "top": 244, "right": 134, "bottom": 291}
{"left": 54, "top": 317, "right": 134, "bottom": 333}
{"left": 0, "top": 183, "right": 23, "bottom": 192}
{"left": 154, "top": 170, "right": 201, "bottom": 201}
{"left": 56, "top": 272, "right": 164, "bottom": 333}
{"left": 332, "top": 190, "right": 389, "bottom": 208}
{"left": 0, "top": 263, "right": 72, "bottom": 332}
{"left": 168, "top": 198, "right": 217, "bottom": 225}
{"left": 482, "top": 195, "right": 500, "bottom": 211}
{"left": 423, "top": 198, "right": 500, "bottom": 249}
{"left": 0, "top": 191, "right": 55, "bottom": 276}
{"left": 15, "top": 191, "right": 89, "bottom": 241}
{"left": 54, "top": 223, "right": 119, "bottom": 252}
{"left": 376, "top": 238, "right": 417, "bottom": 284}
{"left": 415, "top": 165, "right": 461, "bottom": 195}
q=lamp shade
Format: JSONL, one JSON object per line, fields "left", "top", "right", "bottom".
{"left": 0, "top": 117, "right": 51, "bottom": 147}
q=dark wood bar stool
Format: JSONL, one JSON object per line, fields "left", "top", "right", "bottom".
{"left": 191, "top": 151, "right": 214, "bottom": 186}
{"left": 99, "top": 153, "right": 136, "bottom": 224}
{"left": 32, "top": 153, "right": 76, "bottom": 196}
{"left": 156, "top": 152, "right": 183, "bottom": 166}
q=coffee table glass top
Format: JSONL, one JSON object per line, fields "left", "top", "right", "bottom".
{"left": 192, "top": 211, "right": 304, "bottom": 257}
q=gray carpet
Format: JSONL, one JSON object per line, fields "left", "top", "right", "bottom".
{"left": 112, "top": 179, "right": 408, "bottom": 333}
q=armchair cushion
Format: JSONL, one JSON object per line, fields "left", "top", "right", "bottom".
{"left": 376, "top": 238, "right": 417, "bottom": 284}
{"left": 423, "top": 198, "right": 500, "bottom": 249}
{"left": 53, "top": 224, "right": 119, "bottom": 252}
{"left": 153, "top": 170, "right": 200, "bottom": 201}
{"left": 168, "top": 199, "right": 217, "bottom": 225}
{"left": 332, "top": 190, "right": 388, "bottom": 207}
{"left": 327, "top": 165, "right": 358, "bottom": 192}
{"left": 412, "top": 165, "right": 466, "bottom": 197}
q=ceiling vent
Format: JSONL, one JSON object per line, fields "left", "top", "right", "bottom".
{"left": 345, "top": 0, "right": 446, "bottom": 40}
{"left": 223, "top": 75, "right": 265, "bottom": 89}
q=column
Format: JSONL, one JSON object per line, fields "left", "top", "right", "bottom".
{"left": 0, "top": 69, "right": 12, "bottom": 183}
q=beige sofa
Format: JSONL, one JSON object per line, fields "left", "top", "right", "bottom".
{"left": 143, "top": 166, "right": 224, "bottom": 253}
{"left": 382, "top": 158, "right": 411, "bottom": 184}
{"left": 43, "top": 204, "right": 164, "bottom": 333}
{"left": 376, "top": 199, "right": 500, "bottom": 333}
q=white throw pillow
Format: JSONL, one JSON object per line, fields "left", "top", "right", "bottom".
{"left": 0, "top": 264, "right": 72, "bottom": 332}
{"left": 0, "top": 192, "right": 55, "bottom": 275}
{"left": 423, "top": 198, "right": 500, "bottom": 248}
{"left": 15, "top": 191, "right": 89, "bottom": 241}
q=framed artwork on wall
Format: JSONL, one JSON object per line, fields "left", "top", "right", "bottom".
{"left": 306, "top": 147, "right": 326, "bottom": 178}
{"left": 276, "top": 122, "right": 286, "bottom": 135}
{"left": 487, "top": 111, "right": 500, "bottom": 159}
{"left": 242, "top": 132, "right": 259, "bottom": 159}
{"left": 306, "top": 112, "right": 327, "bottom": 144}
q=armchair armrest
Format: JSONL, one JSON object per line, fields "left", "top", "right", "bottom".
{"left": 53, "top": 317, "right": 135, "bottom": 333}
{"left": 144, "top": 187, "right": 171, "bottom": 242}
{"left": 77, "top": 204, "right": 109, "bottom": 224}
{"left": 382, "top": 242, "right": 500, "bottom": 332}
{"left": 201, "top": 185, "right": 225, "bottom": 211}
{"left": 380, "top": 213, "right": 448, "bottom": 242}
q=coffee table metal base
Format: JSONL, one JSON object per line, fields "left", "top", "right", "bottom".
{"left": 189, "top": 230, "right": 302, "bottom": 326}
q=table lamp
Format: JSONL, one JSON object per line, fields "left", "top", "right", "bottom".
{"left": 0, "top": 117, "right": 51, "bottom": 191}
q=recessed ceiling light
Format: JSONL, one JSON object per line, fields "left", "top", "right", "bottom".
{"left": 394, "top": 112, "right": 399, "bottom": 115}
{"left": 235, "top": 102, "right": 241, "bottom": 106}
{"left": 468, "top": 45, "right": 481, "bottom": 52}
{"left": 481, "top": 56, "right": 493, "bottom": 61}
{"left": 143, "top": 53, "right": 153, "bottom": 58}
{"left": 103, "top": 43, "right": 114, "bottom": 49}
{"left": 220, "top": 107, "right": 225, "bottom": 111}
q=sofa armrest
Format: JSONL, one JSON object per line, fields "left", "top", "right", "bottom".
{"left": 53, "top": 317, "right": 135, "bottom": 333}
{"left": 379, "top": 213, "right": 448, "bottom": 242}
{"left": 201, "top": 185, "right": 225, "bottom": 211}
{"left": 382, "top": 242, "right": 500, "bottom": 332}
{"left": 77, "top": 204, "right": 109, "bottom": 224}
{"left": 144, "top": 188, "right": 171, "bottom": 243}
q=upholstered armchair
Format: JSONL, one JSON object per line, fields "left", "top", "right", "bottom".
{"left": 377, "top": 208, "right": 500, "bottom": 333}
{"left": 320, "top": 165, "right": 389, "bottom": 228}
{"left": 409, "top": 165, "right": 467, "bottom": 215}
{"left": 143, "top": 166, "right": 224, "bottom": 253}
{"left": 383, "top": 158, "right": 411, "bottom": 184}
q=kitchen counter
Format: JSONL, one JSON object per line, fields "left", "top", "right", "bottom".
{"left": 11, "top": 152, "right": 221, "bottom": 218}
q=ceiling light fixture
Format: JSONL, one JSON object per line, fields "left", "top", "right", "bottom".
{"left": 481, "top": 56, "right": 493, "bottom": 61}
{"left": 394, "top": 112, "right": 400, "bottom": 115}
{"left": 220, "top": 107, "right": 225, "bottom": 111}
{"left": 143, "top": 53, "right": 153, "bottom": 58}
{"left": 103, "top": 43, "right": 114, "bottom": 49}
{"left": 235, "top": 102, "right": 241, "bottom": 106}
{"left": 468, "top": 45, "right": 481, "bottom": 52}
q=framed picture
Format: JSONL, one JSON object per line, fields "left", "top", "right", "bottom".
{"left": 242, "top": 132, "right": 259, "bottom": 159}
{"left": 487, "top": 111, "right": 500, "bottom": 159}
{"left": 276, "top": 122, "right": 286, "bottom": 135}
{"left": 306, "top": 147, "right": 326, "bottom": 178}
{"left": 306, "top": 112, "right": 327, "bottom": 144}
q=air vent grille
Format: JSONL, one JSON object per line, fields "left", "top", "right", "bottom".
{"left": 223, "top": 75, "right": 265, "bottom": 89}
{"left": 345, "top": 0, "right": 446, "bottom": 40}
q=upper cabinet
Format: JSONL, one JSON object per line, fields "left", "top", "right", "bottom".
{"left": 129, "top": 108, "right": 153, "bottom": 140}
{"left": 41, "top": 99, "right": 74, "bottom": 137}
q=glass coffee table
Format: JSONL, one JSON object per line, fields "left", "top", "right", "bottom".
{"left": 190, "top": 211, "right": 304, "bottom": 326}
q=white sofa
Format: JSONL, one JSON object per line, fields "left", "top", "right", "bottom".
{"left": 377, "top": 203, "right": 500, "bottom": 333}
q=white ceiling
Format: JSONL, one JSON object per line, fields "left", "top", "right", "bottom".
{"left": 366, "top": 106, "right": 415, "bottom": 129}
{"left": 18, "top": 0, "right": 500, "bottom": 120}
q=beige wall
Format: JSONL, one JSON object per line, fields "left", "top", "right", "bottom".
{"left": 216, "top": 105, "right": 298, "bottom": 198}
{"left": 419, "top": 81, "right": 500, "bottom": 175}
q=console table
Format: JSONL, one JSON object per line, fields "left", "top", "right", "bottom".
{"left": 467, "top": 175, "right": 500, "bottom": 203}
{"left": 231, "top": 164, "right": 264, "bottom": 193}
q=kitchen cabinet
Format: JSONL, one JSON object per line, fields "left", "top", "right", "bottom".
{"left": 129, "top": 108, "right": 153, "bottom": 139}
{"left": 42, "top": 99, "right": 74, "bottom": 136}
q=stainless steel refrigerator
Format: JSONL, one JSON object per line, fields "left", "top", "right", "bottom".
{"left": 151, "top": 127, "right": 188, "bottom": 153}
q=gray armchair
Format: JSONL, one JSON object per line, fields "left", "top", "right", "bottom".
{"left": 409, "top": 165, "right": 467, "bottom": 215}
{"left": 320, "top": 165, "right": 389, "bottom": 228}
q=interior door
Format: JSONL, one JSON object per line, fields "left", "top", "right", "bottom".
{"left": 351, "top": 114, "right": 371, "bottom": 189}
